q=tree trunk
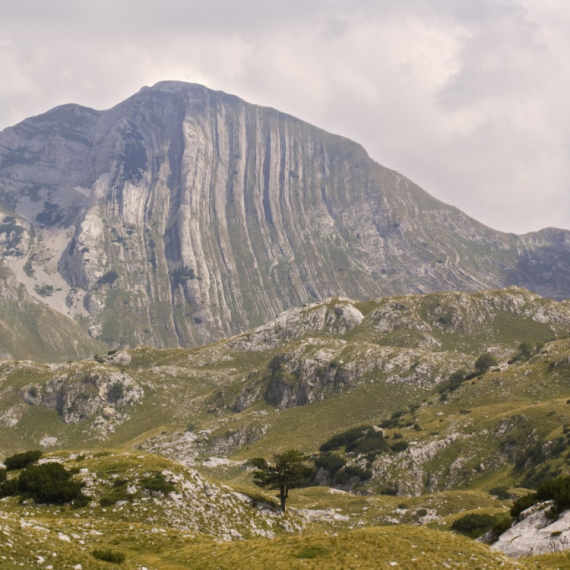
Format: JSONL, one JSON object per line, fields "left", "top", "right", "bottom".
{"left": 280, "top": 486, "right": 287, "bottom": 511}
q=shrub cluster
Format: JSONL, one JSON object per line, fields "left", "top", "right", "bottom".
{"left": 511, "top": 475, "right": 570, "bottom": 518}
{"left": 333, "top": 465, "right": 372, "bottom": 485}
{"left": 0, "top": 460, "right": 87, "bottom": 505}
{"left": 451, "top": 513, "right": 498, "bottom": 539}
{"left": 314, "top": 453, "right": 346, "bottom": 476}
{"left": 319, "top": 426, "right": 373, "bottom": 452}
{"left": 4, "top": 450, "right": 42, "bottom": 471}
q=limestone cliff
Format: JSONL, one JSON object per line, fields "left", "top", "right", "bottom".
{"left": 1, "top": 81, "right": 569, "bottom": 348}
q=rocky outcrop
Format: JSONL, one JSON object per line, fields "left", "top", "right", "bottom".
{"left": 21, "top": 368, "right": 143, "bottom": 437}
{"left": 0, "top": 81, "right": 570, "bottom": 350}
{"left": 493, "top": 502, "right": 570, "bottom": 557}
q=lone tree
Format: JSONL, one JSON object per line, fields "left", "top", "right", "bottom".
{"left": 250, "top": 450, "right": 313, "bottom": 511}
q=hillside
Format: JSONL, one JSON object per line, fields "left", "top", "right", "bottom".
{"left": 2, "top": 286, "right": 570, "bottom": 493}
{"left": 3, "top": 287, "right": 570, "bottom": 566}
{"left": 1, "top": 81, "right": 570, "bottom": 349}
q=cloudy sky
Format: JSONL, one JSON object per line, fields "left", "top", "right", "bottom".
{"left": 0, "top": 0, "right": 568, "bottom": 234}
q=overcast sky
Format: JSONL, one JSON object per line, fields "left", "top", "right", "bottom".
{"left": 0, "top": 0, "right": 568, "bottom": 234}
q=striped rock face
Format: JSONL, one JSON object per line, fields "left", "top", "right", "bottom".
{"left": 0, "top": 81, "right": 569, "bottom": 349}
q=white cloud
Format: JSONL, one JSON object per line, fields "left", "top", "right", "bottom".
{"left": 0, "top": 0, "right": 568, "bottom": 233}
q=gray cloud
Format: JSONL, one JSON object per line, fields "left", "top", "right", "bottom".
{"left": 0, "top": 0, "right": 568, "bottom": 233}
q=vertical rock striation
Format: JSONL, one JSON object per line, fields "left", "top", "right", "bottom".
{"left": 0, "top": 81, "right": 569, "bottom": 348}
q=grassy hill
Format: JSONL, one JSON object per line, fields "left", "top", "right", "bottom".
{"left": 3, "top": 287, "right": 570, "bottom": 566}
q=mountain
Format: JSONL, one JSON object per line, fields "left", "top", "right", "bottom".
{"left": 0, "top": 81, "right": 569, "bottom": 350}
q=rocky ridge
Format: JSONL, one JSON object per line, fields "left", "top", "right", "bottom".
{"left": 1, "top": 81, "right": 570, "bottom": 349}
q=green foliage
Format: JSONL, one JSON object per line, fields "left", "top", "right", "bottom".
{"left": 314, "top": 453, "right": 346, "bottom": 476}
{"left": 319, "top": 426, "right": 372, "bottom": 452}
{"left": 107, "top": 381, "right": 124, "bottom": 403}
{"left": 17, "top": 463, "right": 85, "bottom": 504}
{"left": 437, "top": 370, "right": 467, "bottom": 394}
{"left": 141, "top": 472, "right": 175, "bottom": 495}
{"left": 511, "top": 493, "right": 539, "bottom": 518}
{"left": 345, "top": 430, "right": 388, "bottom": 455}
{"left": 0, "top": 469, "right": 5, "bottom": 483}
{"left": 92, "top": 549, "right": 126, "bottom": 564}
{"left": 491, "top": 514, "right": 513, "bottom": 537}
{"left": 5, "top": 450, "right": 42, "bottom": 471}
{"left": 416, "top": 508, "right": 428, "bottom": 517}
{"left": 474, "top": 353, "right": 498, "bottom": 374}
{"left": 251, "top": 450, "right": 313, "bottom": 511}
{"left": 488, "top": 486, "right": 511, "bottom": 500}
{"left": 535, "top": 475, "right": 570, "bottom": 513}
{"left": 0, "top": 477, "right": 18, "bottom": 498}
{"left": 451, "top": 513, "right": 496, "bottom": 538}
{"left": 391, "top": 440, "right": 409, "bottom": 452}
{"left": 333, "top": 465, "right": 372, "bottom": 484}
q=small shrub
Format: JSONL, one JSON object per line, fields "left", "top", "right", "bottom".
{"left": 417, "top": 508, "right": 428, "bottom": 517}
{"left": 511, "top": 493, "right": 539, "bottom": 518}
{"left": 491, "top": 514, "right": 513, "bottom": 537}
{"left": 391, "top": 441, "right": 409, "bottom": 453}
{"left": 488, "top": 486, "right": 511, "bottom": 500}
{"left": 551, "top": 531, "right": 563, "bottom": 537}
{"left": 314, "top": 453, "right": 346, "bottom": 476}
{"left": 333, "top": 465, "right": 371, "bottom": 485}
{"left": 5, "top": 450, "right": 42, "bottom": 471}
{"left": 346, "top": 430, "right": 388, "bottom": 455}
{"left": 107, "top": 381, "right": 124, "bottom": 403}
{"left": 451, "top": 513, "right": 496, "bottom": 538}
{"left": 319, "top": 426, "right": 373, "bottom": 452}
{"left": 92, "top": 549, "right": 125, "bottom": 564}
{"left": 475, "top": 353, "right": 498, "bottom": 374}
{"left": 141, "top": 472, "right": 175, "bottom": 495}
{"left": 0, "top": 469, "right": 6, "bottom": 483}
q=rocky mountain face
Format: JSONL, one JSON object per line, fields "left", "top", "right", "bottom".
{"left": 1, "top": 81, "right": 569, "bottom": 349}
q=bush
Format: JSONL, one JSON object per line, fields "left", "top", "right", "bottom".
{"left": 451, "top": 513, "right": 496, "bottom": 538}
{"left": 437, "top": 370, "right": 467, "bottom": 394}
{"left": 333, "top": 465, "right": 371, "bottom": 484}
{"left": 488, "top": 486, "right": 511, "bottom": 500}
{"left": 0, "top": 469, "right": 6, "bottom": 483}
{"left": 492, "top": 514, "right": 513, "bottom": 537}
{"left": 5, "top": 450, "right": 42, "bottom": 471}
{"left": 314, "top": 453, "right": 346, "bottom": 476}
{"left": 511, "top": 492, "right": 539, "bottom": 518}
{"left": 92, "top": 549, "right": 125, "bottom": 564}
{"left": 17, "top": 463, "right": 85, "bottom": 504}
{"left": 346, "top": 430, "right": 388, "bottom": 455}
{"left": 319, "top": 426, "right": 372, "bottom": 452}
{"left": 0, "top": 478, "right": 18, "bottom": 498}
{"left": 475, "top": 353, "right": 498, "bottom": 374}
{"left": 417, "top": 508, "right": 428, "bottom": 517}
{"left": 391, "top": 441, "right": 409, "bottom": 453}
{"left": 141, "top": 472, "right": 175, "bottom": 495}
{"left": 536, "top": 475, "right": 570, "bottom": 512}
{"left": 107, "top": 381, "right": 124, "bottom": 403}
